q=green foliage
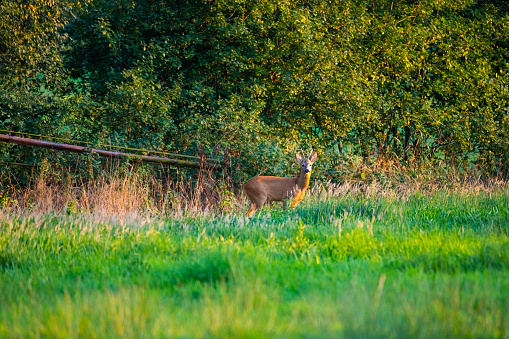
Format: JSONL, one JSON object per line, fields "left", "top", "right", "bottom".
{"left": 1, "top": 0, "right": 509, "bottom": 181}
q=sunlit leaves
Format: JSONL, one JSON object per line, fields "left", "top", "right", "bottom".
{"left": 1, "top": 0, "right": 508, "bottom": 178}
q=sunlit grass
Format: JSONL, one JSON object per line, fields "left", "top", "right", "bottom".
{"left": 1, "top": 184, "right": 508, "bottom": 338}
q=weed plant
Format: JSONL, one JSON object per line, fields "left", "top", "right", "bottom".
{"left": 0, "top": 173, "right": 508, "bottom": 338}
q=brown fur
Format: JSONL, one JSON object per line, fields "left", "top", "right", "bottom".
{"left": 243, "top": 152, "right": 317, "bottom": 217}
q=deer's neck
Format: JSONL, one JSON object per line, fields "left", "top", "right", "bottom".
{"left": 296, "top": 171, "right": 311, "bottom": 191}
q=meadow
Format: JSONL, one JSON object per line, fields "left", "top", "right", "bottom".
{"left": 1, "top": 180, "right": 509, "bottom": 338}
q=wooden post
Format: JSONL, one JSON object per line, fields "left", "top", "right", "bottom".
{"left": 0, "top": 134, "right": 219, "bottom": 170}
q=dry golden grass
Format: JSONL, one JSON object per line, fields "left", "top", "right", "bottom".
{"left": 1, "top": 159, "right": 507, "bottom": 221}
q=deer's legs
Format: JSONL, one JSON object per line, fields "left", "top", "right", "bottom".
{"left": 246, "top": 203, "right": 257, "bottom": 217}
{"left": 246, "top": 197, "right": 266, "bottom": 217}
{"left": 291, "top": 190, "right": 305, "bottom": 207}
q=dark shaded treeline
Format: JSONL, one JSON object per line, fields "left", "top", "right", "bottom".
{"left": 1, "top": 0, "right": 508, "bottom": 183}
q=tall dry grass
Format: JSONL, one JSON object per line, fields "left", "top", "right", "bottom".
{"left": 1, "top": 159, "right": 508, "bottom": 222}
{"left": 0, "top": 161, "right": 248, "bottom": 221}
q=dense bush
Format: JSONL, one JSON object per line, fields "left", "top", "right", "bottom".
{"left": 1, "top": 0, "right": 508, "bottom": 183}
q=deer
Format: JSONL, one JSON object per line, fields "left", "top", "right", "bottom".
{"left": 243, "top": 151, "right": 317, "bottom": 217}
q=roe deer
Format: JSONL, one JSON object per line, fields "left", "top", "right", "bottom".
{"left": 243, "top": 152, "right": 317, "bottom": 217}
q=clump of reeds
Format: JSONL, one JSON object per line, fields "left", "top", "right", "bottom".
{"left": 0, "top": 161, "right": 242, "bottom": 220}
{"left": 0, "top": 157, "right": 507, "bottom": 220}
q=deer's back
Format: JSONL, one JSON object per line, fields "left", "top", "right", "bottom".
{"left": 244, "top": 176, "right": 297, "bottom": 202}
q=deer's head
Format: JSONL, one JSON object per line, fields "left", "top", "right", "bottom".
{"left": 296, "top": 152, "right": 317, "bottom": 174}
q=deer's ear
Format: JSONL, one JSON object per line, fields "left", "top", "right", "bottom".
{"left": 309, "top": 152, "right": 317, "bottom": 163}
{"left": 296, "top": 153, "right": 303, "bottom": 163}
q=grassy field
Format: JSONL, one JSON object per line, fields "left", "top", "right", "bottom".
{"left": 1, "top": 183, "right": 509, "bottom": 338}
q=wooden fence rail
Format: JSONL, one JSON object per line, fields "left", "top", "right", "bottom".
{"left": 0, "top": 134, "right": 219, "bottom": 170}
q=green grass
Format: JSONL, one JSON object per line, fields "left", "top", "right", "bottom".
{"left": 1, "top": 189, "right": 509, "bottom": 338}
